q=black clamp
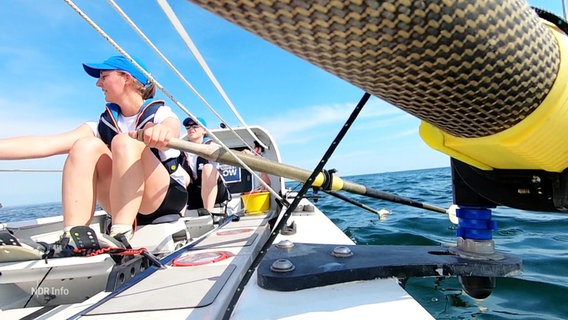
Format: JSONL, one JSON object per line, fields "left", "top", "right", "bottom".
{"left": 320, "top": 169, "right": 337, "bottom": 191}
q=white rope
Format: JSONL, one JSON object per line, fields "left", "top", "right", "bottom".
{"left": 63, "top": 0, "right": 277, "bottom": 197}
{"left": 106, "top": 0, "right": 254, "bottom": 152}
{"left": 105, "top": 0, "right": 273, "bottom": 195}
{"left": 155, "top": 0, "right": 268, "bottom": 150}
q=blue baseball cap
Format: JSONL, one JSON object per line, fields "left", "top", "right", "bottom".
{"left": 183, "top": 116, "right": 207, "bottom": 128}
{"left": 82, "top": 55, "right": 150, "bottom": 85}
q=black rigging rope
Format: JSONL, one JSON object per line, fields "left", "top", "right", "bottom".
{"left": 223, "top": 91, "right": 371, "bottom": 319}
{"left": 24, "top": 267, "right": 54, "bottom": 308}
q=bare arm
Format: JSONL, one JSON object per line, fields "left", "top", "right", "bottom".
{"left": 134, "top": 116, "right": 181, "bottom": 150}
{"left": 0, "top": 124, "right": 95, "bottom": 160}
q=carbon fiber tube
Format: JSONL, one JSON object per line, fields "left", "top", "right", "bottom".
{"left": 187, "top": 0, "right": 558, "bottom": 139}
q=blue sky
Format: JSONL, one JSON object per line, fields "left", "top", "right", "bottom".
{"left": 0, "top": 0, "right": 562, "bottom": 206}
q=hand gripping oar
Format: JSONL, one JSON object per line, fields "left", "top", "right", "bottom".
{"left": 167, "top": 138, "right": 448, "bottom": 214}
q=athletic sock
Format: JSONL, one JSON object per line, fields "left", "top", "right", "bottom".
{"left": 63, "top": 226, "right": 75, "bottom": 234}
{"left": 59, "top": 226, "right": 78, "bottom": 248}
{"left": 110, "top": 224, "right": 133, "bottom": 239}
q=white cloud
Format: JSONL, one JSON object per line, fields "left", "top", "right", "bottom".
{"left": 259, "top": 98, "right": 406, "bottom": 145}
{"left": 380, "top": 128, "right": 419, "bottom": 140}
{"left": 0, "top": 99, "right": 86, "bottom": 206}
{"left": 1, "top": 97, "right": 86, "bottom": 137}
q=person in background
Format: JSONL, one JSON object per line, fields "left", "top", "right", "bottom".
{"left": 0, "top": 55, "right": 188, "bottom": 246}
{"left": 241, "top": 146, "right": 272, "bottom": 191}
{"left": 181, "top": 117, "right": 229, "bottom": 215}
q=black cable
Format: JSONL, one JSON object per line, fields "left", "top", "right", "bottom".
{"left": 24, "top": 267, "right": 54, "bottom": 308}
{"left": 223, "top": 92, "right": 371, "bottom": 319}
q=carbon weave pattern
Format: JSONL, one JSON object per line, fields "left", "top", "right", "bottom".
{"left": 188, "top": 0, "right": 559, "bottom": 138}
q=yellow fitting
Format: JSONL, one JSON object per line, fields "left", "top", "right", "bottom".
{"left": 313, "top": 172, "right": 345, "bottom": 190}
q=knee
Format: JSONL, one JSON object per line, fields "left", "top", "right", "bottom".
{"left": 201, "top": 164, "right": 218, "bottom": 179}
{"left": 110, "top": 133, "right": 139, "bottom": 156}
{"left": 68, "top": 137, "right": 107, "bottom": 161}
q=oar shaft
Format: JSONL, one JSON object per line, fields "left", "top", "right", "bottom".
{"left": 168, "top": 138, "right": 447, "bottom": 214}
{"left": 325, "top": 190, "right": 383, "bottom": 216}
{"left": 168, "top": 138, "right": 329, "bottom": 186}
{"left": 339, "top": 181, "right": 447, "bottom": 214}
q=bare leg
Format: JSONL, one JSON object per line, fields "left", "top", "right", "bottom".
{"left": 109, "top": 134, "right": 170, "bottom": 225}
{"left": 259, "top": 172, "right": 271, "bottom": 190}
{"left": 62, "top": 137, "right": 111, "bottom": 227}
{"left": 138, "top": 147, "right": 172, "bottom": 213}
{"left": 201, "top": 163, "right": 219, "bottom": 211}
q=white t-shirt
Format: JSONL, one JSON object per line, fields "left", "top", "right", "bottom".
{"left": 185, "top": 140, "right": 219, "bottom": 180}
{"left": 86, "top": 105, "right": 186, "bottom": 186}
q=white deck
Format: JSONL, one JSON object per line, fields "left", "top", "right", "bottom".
{"left": 230, "top": 199, "right": 434, "bottom": 320}
{"left": 26, "top": 197, "right": 434, "bottom": 320}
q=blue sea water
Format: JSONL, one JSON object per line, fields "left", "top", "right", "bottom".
{"left": 293, "top": 167, "right": 568, "bottom": 320}
{"left": 2, "top": 167, "right": 568, "bottom": 319}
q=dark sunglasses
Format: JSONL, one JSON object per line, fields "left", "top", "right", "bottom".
{"left": 185, "top": 124, "right": 200, "bottom": 129}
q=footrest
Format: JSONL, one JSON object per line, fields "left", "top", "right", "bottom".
{"left": 70, "top": 226, "right": 101, "bottom": 250}
{"left": 0, "top": 230, "right": 43, "bottom": 262}
{"left": 0, "top": 230, "right": 20, "bottom": 246}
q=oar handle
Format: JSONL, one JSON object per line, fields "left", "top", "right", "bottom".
{"left": 167, "top": 138, "right": 448, "bottom": 214}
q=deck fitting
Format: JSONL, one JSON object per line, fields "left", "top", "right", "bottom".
{"left": 276, "top": 240, "right": 295, "bottom": 249}
{"left": 270, "top": 258, "right": 295, "bottom": 273}
{"left": 331, "top": 245, "right": 353, "bottom": 257}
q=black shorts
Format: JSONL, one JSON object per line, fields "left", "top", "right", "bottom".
{"left": 136, "top": 178, "right": 188, "bottom": 225}
{"left": 186, "top": 178, "right": 229, "bottom": 210}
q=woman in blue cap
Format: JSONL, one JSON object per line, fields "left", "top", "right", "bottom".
{"left": 181, "top": 116, "right": 229, "bottom": 215}
{"left": 0, "top": 55, "right": 189, "bottom": 246}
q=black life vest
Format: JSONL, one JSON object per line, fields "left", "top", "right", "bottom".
{"left": 98, "top": 99, "right": 164, "bottom": 146}
{"left": 97, "top": 99, "right": 180, "bottom": 174}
